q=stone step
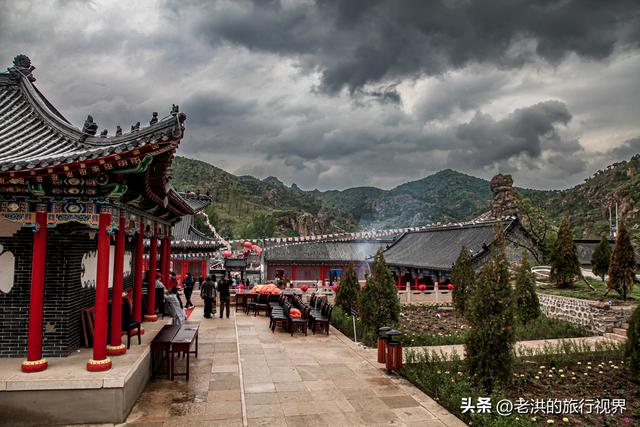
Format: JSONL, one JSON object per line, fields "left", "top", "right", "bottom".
{"left": 612, "top": 327, "right": 628, "bottom": 336}
{"left": 604, "top": 333, "right": 627, "bottom": 343}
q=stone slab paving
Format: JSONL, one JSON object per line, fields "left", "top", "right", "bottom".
{"left": 110, "top": 305, "right": 466, "bottom": 427}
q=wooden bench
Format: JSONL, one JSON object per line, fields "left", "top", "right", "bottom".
{"left": 170, "top": 323, "right": 199, "bottom": 381}
{"left": 151, "top": 324, "right": 181, "bottom": 379}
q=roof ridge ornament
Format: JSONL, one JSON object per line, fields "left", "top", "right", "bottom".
{"left": 79, "top": 114, "right": 98, "bottom": 142}
{"left": 8, "top": 54, "right": 36, "bottom": 82}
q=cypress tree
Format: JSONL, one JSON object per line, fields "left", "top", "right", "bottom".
{"left": 335, "top": 262, "right": 360, "bottom": 313}
{"left": 591, "top": 236, "right": 612, "bottom": 281}
{"left": 624, "top": 305, "right": 640, "bottom": 374}
{"left": 513, "top": 253, "right": 541, "bottom": 324}
{"left": 549, "top": 216, "right": 581, "bottom": 288}
{"left": 607, "top": 221, "right": 636, "bottom": 300}
{"left": 360, "top": 249, "right": 400, "bottom": 341}
{"left": 451, "top": 246, "right": 475, "bottom": 315}
{"left": 464, "top": 224, "right": 515, "bottom": 392}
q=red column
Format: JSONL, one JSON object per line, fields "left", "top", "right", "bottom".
{"left": 132, "top": 221, "right": 144, "bottom": 335}
{"left": 21, "top": 204, "right": 49, "bottom": 373}
{"left": 291, "top": 264, "right": 297, "bottom": 282}
{"left": 87, "top": 207, "right": 112, "bottom": 371}
{"left": 396, "top": 271, "right": 402, "bottom": 290}
{"left": 201, "top": 260, "right": 207, "bottom": 279}
{"left": 107, "top": 211, "right": 127, "bottom": 356}
{"left": 181, "top": 260, "right": 187, "bottom": 283}
{"left": 320, "top": 265, "right": 325, "bottom": 287}
{"left": 414, "top": 270, "right": 419, "bottom": 292}
{"left": 164, "top": 227, "right": 172, "bottom": 286}
{"left": 145, "top": 223, "right": 158, "bottom": 321}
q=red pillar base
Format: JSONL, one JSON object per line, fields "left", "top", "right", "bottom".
{"left": 21, "top": 358, "right": 48, "bottom": 373}
{"left": 143, "top": 314, "right": 158, "bottom": 322}
{"left": 86, "top": 357, "right": 112, "bottom": 372}
{"left": 129, "top": 326, "right": 145, "bottom": 336}
{"left": 106, "top": 343, "right": 127, "bottom": 356}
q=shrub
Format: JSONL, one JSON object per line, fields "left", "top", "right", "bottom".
{"left": 549, "top": 216, "right": 581, "bottom": 288}
{"left": 591, "top": 235, "right": 612, "bottom": 281}
{"left": 451, "top": 246, "right": 475, "bottom": 316}
{"left": 607, "top": 220, "right": 636, "bottom": 300}
{"left": 360, "top": 249, "right": 400, "bottom": 342}
{"left": 465, "top": 224, "right": 515, "bottom": 392}
{"left": 513, "top": 253, "right": 541, "bottom": 324}
{"left": 625, "top": 304, "right": 640, "bottom": 374}
{"left": 335, "top": 262, "right": 360, "bottom": 314}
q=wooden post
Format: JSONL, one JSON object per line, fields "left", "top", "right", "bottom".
{"left": 132, "top": 221, "right": 144, "bottom": 333}
{"left": 145, "top": 223, "right": 158, "bottom": 321}
{"left": 87, "top": 207, "right": 112, "bottom": 371}
{"left": 107, "top": 211, "right": 127, "bottom": 356}
{"left": 21, "top": 204, "right": 49, "bottom": 373}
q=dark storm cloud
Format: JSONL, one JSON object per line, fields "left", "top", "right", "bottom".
{"left": 454, "top": 100, "right": 573, "bottom": 167}
{"left": 185, "top": 0, "right": 640, "bottom": 94}
{"left": 606, "top": 137, "right": 640, "bottom": 160}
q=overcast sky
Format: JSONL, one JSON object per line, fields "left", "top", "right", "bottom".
{"left": 1, "top": 0, "right": 639, "bottom": 191}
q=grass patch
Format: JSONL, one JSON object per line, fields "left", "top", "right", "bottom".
{"left": 541, "top": 277, "right": 640, "bottom": 302}
{"left": 402, "top": 340, "right": 638, "bottom": 426}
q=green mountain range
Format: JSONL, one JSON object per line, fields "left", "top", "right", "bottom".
{"left": 171, "top": 154, "right": 640, "bottom": 239}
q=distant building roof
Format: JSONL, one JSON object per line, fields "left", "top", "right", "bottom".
{"left": 382, "top": 219, "right": 517, "bottom": 270}
{"left": 264, "top": 240, "right": 390, "bottom": 263}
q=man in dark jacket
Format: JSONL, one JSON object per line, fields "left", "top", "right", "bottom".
{"left": 200, "top": 276, "right": 216, "bottom": 318}
{"left": 218, "top": 275, "right": 231, "bottom": 318}
{"left": 184, "top": 272, "right": 195, "bottom": 308}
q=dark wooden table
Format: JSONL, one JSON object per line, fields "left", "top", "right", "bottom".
{"left": 170, "top": 323, "right": 199, "bottom": 380}
{"left": 151, "top": 324, "right": 181, "bottom": 379}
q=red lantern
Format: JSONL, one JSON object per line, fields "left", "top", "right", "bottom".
{"left": 223, "top": 250, "right": 232, "bottom": 258}
{"left": 243, "top": 250, "right": 250, "bottom": 257}
{"left": 243, "top": 241, "right": 253, "bottom": 249}
{"left": 332, "top": 284, "right": 338, "bottom": 292}
{"left": 239, "top": 284, "right": 245, "bottom": 290}
{"left": 418, "top": 284, "right": 427, "bottom": 291}
{"left": 254, "top": 247, "right": 262, "bottom": 256}
{"left": 448, "top": 283, "right": 455, "bottom": 290}
{"left": 300, "top": 285, "right": 309, "bottom": 293}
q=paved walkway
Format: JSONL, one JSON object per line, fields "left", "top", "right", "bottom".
{"left": 121, "top": 306, "right": 466, "bottom": 427}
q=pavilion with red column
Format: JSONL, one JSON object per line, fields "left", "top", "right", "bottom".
{"left": 0, "top": 55, "right": 205, "bottom": 373}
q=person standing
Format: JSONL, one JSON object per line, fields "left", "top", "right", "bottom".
{"left": 184, "top": 272, "right": 195, "bottom": 308}
{"left": 218, "top": 275, "right": 231, "bottom": 318}
{"left": 168, "top": 272, "right": 183, "bottom": 309}
{"left": 200, "top": 276, "right": 216, "bottom": 318}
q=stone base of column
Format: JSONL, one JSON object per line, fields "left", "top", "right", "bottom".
{"left": 143, "top": 314, "right": 158, "bottom": 322}
{"left": 21, "top": 358, "right": 48, "bottom": 373}
{"left": 86, "top": 357, "right": 112, "bottom": 372}
{"left": 106, "top": 343, "right": 127, "bottom": 356}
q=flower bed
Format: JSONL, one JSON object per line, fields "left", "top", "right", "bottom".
{"left": 399, "top": 304, "right": 591, "bottom": 347}
{"left": 402, "top": 341, "right": 639, "bottom": 426}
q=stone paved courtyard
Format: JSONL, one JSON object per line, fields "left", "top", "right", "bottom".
{"left": 120, "top": 306, "right": 465, "bottom": 427}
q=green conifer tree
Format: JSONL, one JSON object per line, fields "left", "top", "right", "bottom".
{"left": 451, "top": 246, "right": 475, "bottom": 315}
{"left": 549, "top": 216, "right": 581, "bottom": 288}
{"left": 607, "top": 221, "right": 636, "bottom": 300}
{"left": 464, "top": 224, "right": 515, "bottom": 392}
{"left": 513, "top": 253, "right": 541, "bottom": 324}
{"left": 360, "top": 249, "right": 400, "bottom": 341}
{"left": 624, "top": 305, "right": 640, "bottom": 374}
{"left": 335, "top": 263, "right": 360, "bottom": 313}
{"left": 591, "top": 236, "right": 612, "bottom": 282}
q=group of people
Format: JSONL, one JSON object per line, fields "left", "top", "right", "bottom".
{"left": 200, "top": 274, "right": 234, "bottom": 319}
{"left": 154, "top": 271, "right": 250, "bottom": 320}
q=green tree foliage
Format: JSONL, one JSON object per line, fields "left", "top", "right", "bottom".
{"left": 241, "top": 213, "right": 276, "bottom": 239}
{"left": 514, "top": 196, "right": 552, "bottom": 263}
{"left": 624, "top": 304, "right": 640, "bottom": 374}
{"left": 591, "top": 236, "right": 612, "bottom": 281}
{"left": 335, "top": 263, "right": 360, "bottom": 314}
{"left": 549, "top": 217, "right": 581, "bottom": 288}
{"left": 607, "top": 221, "right": 636, "bottom": 300}
{"left": 451, "top": 246, "right": 475, "bottom": 315}
{"left": 513, "top": 253, "right": 541, "bottom": 324}
{"left": 464, "top": 224, "right": 515, "bottom": 392}
{"left": 360, "top": 249, "right": 400, "bottom": 341}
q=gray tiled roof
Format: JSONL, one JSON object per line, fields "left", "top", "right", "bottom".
{"left": 383, "top": 220, "right": 514, "bottom": 270}
{"left": 0, "top": 58, "right": 184, "bottom": 173}
{"left": 265, "top": 240, "right": 389, "bottom": 262}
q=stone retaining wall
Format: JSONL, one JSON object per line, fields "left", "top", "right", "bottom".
{"left": 538, "top": 293, "right": 636, "bottom": 334}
